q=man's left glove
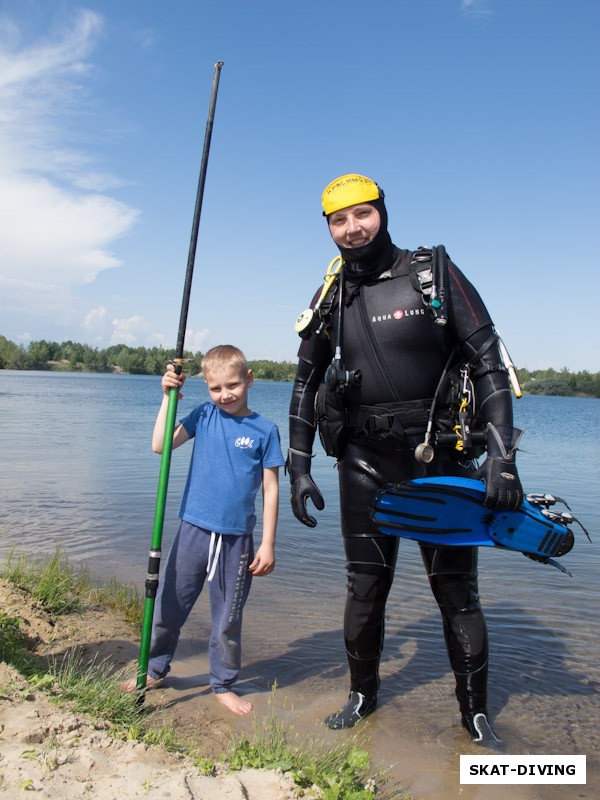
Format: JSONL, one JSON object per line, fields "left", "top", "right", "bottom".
{"left": 286, "top": 448, "right": 325, "bottom": 528}
{"left": 477, "top": 424, "right": 524, "bottom": 511}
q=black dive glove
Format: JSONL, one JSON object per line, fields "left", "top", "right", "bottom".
{"left": 478, "top": 424, "right": 524, "bottom": 511}
{"left": 287, "top": 449, "right": 325, "bottom": 528}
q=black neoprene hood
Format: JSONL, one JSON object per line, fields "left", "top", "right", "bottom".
{"left": 330, "top": 196, "right": 395, "bottom": 280}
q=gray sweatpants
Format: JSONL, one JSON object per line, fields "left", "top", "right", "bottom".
{"left": 148, "top": 520, "right": 254, "bottom": 692}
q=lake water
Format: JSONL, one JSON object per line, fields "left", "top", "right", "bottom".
{"left": 1, "top": 370, "right": 598, "bottom": 799}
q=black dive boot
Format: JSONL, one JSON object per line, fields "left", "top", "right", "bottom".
{"left": 455, "top": 668, "right": 504, "bottom": 750}
{"left": 461, "top": 711, "right": 504, "bottom": 750}
{"left": 324, "top": 691, "right": 377, "bottom": 730}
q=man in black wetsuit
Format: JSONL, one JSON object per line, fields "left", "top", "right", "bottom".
{"left": 287, "top": 174, "right": 523, "bottom": 744}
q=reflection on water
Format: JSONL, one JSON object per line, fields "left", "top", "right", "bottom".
{"left": 1, "top": 372, "right": 598, "bottom": 797}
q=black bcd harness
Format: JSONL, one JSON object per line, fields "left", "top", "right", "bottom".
{"left": 306, "top": 246, "right": 501, "bottom": 460}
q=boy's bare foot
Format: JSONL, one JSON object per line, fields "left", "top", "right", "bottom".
{"left": 120, "top": 675, "right": 165, "bottom": 693}
{"left": 215, "top": 691, "right": 253, "bottom": 715}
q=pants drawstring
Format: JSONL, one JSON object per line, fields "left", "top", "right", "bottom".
{"left": 207, "top": 532, "right": 222, "bottom": 582}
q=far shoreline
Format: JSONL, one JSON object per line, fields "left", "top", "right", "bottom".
{"left": 2, "top": 364, "right": 599, "bottom": 398}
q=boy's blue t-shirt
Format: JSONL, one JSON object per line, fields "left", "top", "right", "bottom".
{"left": 178, "top": 402, "right": 285, "bottom": 535}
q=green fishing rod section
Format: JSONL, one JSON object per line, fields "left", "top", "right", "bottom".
{"left": 137, "top": 386, "right": 179, "bottom": 687}
{"left": 135, "top": 60, "right": 224, "bottom": 693}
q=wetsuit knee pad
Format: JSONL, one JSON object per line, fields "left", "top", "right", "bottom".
{"left": 428, "top": 571, "right": 482, "bottom": 618}
{"left": 343, "top": 535, "right": 397, "bottom": 609}
{"left": 422, "top": 546, "right": 479, "bottom": 607}
{"left": 343, "top": 542, "right": 395, "bottom": 661}
{"left": 422, "top": 546, "right": 481, "bottom": 612}
{"left": 345, "top": 566, "right": 390, "bottom": 604}
{"left": 421, "top": 545, "right": 488, "bottom": 671}
{"left": 434, "top": 574, "right": 488, "bottom": 667}
{"left": 344, "top": 567, "right": 387, "bottom": 691}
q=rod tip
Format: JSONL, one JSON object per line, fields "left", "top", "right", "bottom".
{"left": 215, "top": 61, "right": 224, "bottom": 69}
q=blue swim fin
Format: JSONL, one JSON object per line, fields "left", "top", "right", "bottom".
{"left": 369, "top": 476, "right": 577, "bottom": 568}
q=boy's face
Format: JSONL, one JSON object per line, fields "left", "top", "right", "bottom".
{"left": 204, "top": 365, "right": 253, "bottom": 416}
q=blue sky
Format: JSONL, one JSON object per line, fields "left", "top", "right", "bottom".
{"left": 0, "top": 0, "right": 598, "bottom": 370}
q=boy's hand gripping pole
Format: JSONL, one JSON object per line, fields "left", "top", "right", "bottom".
{"left": 136, "top": 61, "right": 224, "bottom": 696}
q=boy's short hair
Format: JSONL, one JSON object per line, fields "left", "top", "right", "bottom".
{"left": 202, "top": 345, "right": 249, "bottom": 377}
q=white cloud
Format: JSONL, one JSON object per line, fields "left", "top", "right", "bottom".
{"left": 461, "top": 0, "right": 494, "bottom": 20}
{"left": 111, "top": 315, "right": 151, "bottom": 346}
{"left": 83, "top": 305, "right": 112, "bottom": 342}
{"left": 184, "top": 328, "right": 211, "bottom": 353}
{"left": 84, "top": 306, "right": 109, "bottom": 327}
{"left": 0, "top": 173, "right": 137, "bottom": 287}
{"left": 0, "top": 8, "right": 139, "bottom": 318}
{"left": 80, "top": 313, "right": 211, "bottom": 352}
{"left": 106, "top": 318, "right": 210, "bottom": 353}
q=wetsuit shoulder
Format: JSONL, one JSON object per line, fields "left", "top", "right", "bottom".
{"left": 447, "top": 260, "right": 493, "bottom": 343}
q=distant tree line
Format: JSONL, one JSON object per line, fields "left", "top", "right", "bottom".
{"left": 0, "top": 336, "right": 598, "bottom": 394}
{"left": 516, "top": 366, "right": 600, "bottom": 398}
{"left": 0, "top": 335, "right": 297, "bottom": 382}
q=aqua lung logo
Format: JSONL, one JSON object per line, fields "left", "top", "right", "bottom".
{"left": 235, "top": 436, "right": 254, "bottom": 449}
{"left": 372, "top": 308, "right": 425, "bottom": 323}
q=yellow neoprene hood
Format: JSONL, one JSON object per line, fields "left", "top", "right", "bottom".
{"left": 321, "top": 173, "right": 381, "bottom": 216}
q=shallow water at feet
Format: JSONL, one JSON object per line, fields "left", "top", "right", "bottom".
{"left": 1, "top": 371, "right": 598, "bottom": 798}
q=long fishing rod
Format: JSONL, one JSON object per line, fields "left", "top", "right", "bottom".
{"left": 136, "top": 61, "right": 224, "bottom": 693}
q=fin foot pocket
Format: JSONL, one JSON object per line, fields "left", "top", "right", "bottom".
{"left": 556, "top": 529, "right": 575, "bottom": 556}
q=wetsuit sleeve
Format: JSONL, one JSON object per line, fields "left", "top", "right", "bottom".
{"left": 451, "top": 267, "right": 524, "bottom": 510}
{"left": 287, "top": 293, "right": 332, "bottom": 527}
{"left": 447, "top": 261, "right": 515, "bottom": 434}
{"left": 288, "top": 285, "right": 333, "bottom": 459}
{"left": 462, "top": 324, "right": 513, "bottom": 431}
{"left": 447, "top": 261, "right": 493, "bottom": 344}
{"left": 288, "top": 331, "right": 332, "bottom": 459}
{"left": 466, "top": 325, "right": 524, "bottom": 510}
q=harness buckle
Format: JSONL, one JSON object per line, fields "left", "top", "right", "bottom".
{"left": 364, "top": 414, "right": 394, "bottom": 434}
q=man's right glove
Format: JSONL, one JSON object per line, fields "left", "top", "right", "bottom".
{"left": 477, "top": 424, "right": 524, "bottom": 511}
{"left": 286, "top": 448, "right": 325, "bottom": 528}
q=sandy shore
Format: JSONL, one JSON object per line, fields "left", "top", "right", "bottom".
{"left": 4, "top": 575, "right": 593, "bottom": 800}
{"left": 0, "top": 579, "right": 300, "bottom": 799}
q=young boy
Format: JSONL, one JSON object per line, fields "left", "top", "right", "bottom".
{"left": 126, "top": 345, "right": 284, "bottom": 715}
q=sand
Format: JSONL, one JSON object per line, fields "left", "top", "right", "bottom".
{"left": 0, "top": 579, "right": 301, "bottom": 799}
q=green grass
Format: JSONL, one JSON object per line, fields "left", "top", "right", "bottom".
{"left": 1, "top": 549, "right": 171, "bottom": 745}
{"left": 1, "top": 548, "right": 143, "bottom": 627}
{"left": 0, "top": 611, "right": 44, "bottom": 677}
{"left": 227, "top": 687, "right": 411, "bottom": 800}
{"left": 0, "top": 621, "right": 180, "bottom": 751}
{"left": 85, "top": 575, "right": 144, "bottom": 628}
{"left": 1, "top": 550, "right": 411, "bottom": 797}
{"left": 0, "top": 612, "right": 26, "bottom": 661}
{"left": 2, "top": 549, "right": 82, "bottom": 615}
{"left": 49, "top": 649, "right": 144, "bottom": 727}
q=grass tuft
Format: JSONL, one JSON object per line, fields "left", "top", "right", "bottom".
{"left": 1, "top": 547, "right": 143, "bottom": 627}
{"left": 49, "top": 649, "right": 143, "bottom": 728}
{"left": 2, "top": 549, "right": 81, "bottom": 615}
{"left": 228, "top": 686, "right": 409, "bottom": 800}
{"left": 47, "top": 648, "right": 183, "bottom": 750}
{"left": 86, "top": 576, "right": 144, "bottom": 628}
{"left": 0, "top": 611, "right": 44, "bottom": 677}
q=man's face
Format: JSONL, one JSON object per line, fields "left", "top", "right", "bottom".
{"left": 327, "top": 203, "right": 381, "bottom": 249}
